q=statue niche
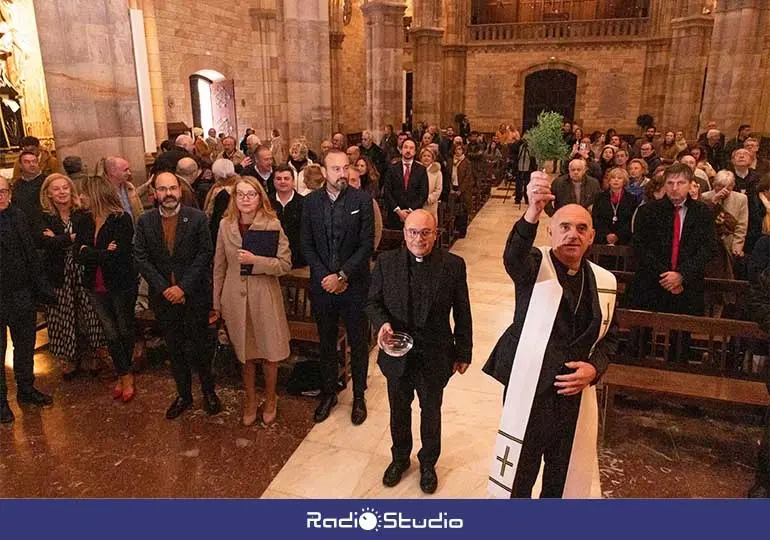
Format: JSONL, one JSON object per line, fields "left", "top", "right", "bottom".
{"left": 0, "top": 0, "right": 25, "bottom": 149}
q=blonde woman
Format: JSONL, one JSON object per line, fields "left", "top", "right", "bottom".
{"left": 288, "top": 139, "right": 314, "bottom": 195}
{"left": 39, "top": 174, "right": 106, "bottom": 379}
{"left": 302, "top": 163, "right": 325, "bottom": 192}
{"left": 75, "top": 176, "right": 138, "bottom": 402}
{"left": 213, "top": 176, "right": 292, "bottom": 426}
{"left": 420, "top": 147, "right": 443, "bottom": 221}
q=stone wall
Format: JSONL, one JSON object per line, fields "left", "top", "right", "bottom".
{"left": 153, "top": 0, "right": 279, "bottom": 141}
{"left": 339, "top": 0, "right": 367, "bottom": 134}
{"left": 463, "top": 44, "right": 648, "bottom": 135}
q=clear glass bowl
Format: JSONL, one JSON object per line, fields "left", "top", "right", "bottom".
{"left": 378, "top": 331, "right": 414, "bottom": 358}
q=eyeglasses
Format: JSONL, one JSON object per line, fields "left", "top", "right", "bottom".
{"left": 155, "top": 185, "right": 179, "bottom": 193}
{"left": 0, "top": 189, "right": 9, "bottom": 196}
{"left": 405, "top": 228, "right": 435, "bottom": 239}
{"left": 235, "top": 191, "right": 259, "bottom": 201}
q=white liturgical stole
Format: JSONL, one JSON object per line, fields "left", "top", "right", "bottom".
{"left": 488, "top": 246, "right": 617, "bottom": 499}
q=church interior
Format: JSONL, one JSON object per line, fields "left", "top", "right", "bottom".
{"left": 2, "top": 0, "right": 770, "bottom": 499}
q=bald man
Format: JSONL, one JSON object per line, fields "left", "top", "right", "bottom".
{"left": 175, "top": 157, "right": 203, "bottom": 208}
{"left": 484, "top": 172, "right": 619, "bottom": 499}
{"left": 105, "top": 156, "right": 143, "bottom": 222}
{"left": 366, "top": 209, "right": 472, "bottom": 494}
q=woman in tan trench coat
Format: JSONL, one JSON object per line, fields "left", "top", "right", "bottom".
{"left": 213, "top": 176, "right": 292, "bottom": 426}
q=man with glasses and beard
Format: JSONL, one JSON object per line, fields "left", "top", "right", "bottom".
{"left": 366, "top": 209, "right": 472, "bottom": 494}
{"left": 134, "top": 172, "right": 221, "bottom": 420}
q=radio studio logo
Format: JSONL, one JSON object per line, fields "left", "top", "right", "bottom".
{"left": 306, "top": 506, "right": 464, "bottom": 531}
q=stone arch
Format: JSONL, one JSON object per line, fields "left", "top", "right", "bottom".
{"left": 170, "top": 55, "right": 236, "bottom": 128}
{"left": 515, "top": 60, "right": 588, "bottom": 130}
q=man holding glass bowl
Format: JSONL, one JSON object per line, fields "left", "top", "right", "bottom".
{"left": 365, "top": 209, "right": 473, "bottom": 494}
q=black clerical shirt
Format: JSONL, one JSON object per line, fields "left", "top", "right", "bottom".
{"left": 407, "top": 251, "right": 432, "bottom": 329}
{"left": 550, "top": 252, "right": 593, "bottom": 356}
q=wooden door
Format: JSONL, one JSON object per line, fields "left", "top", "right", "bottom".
{"left": 522, "top": 69, "right": 577, "bottom": 132}
{"left": 211, "top": 79, "right": 237, "bottom": 138}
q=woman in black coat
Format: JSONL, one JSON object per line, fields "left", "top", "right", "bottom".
{"left": 38, "top": 174, "right": 107, "bottom": 379}
{"left": 592, "top": 167, "right": 638, "bottom": 246}
{"left": 75, "top": 176, "right": 138, "bottom": 403}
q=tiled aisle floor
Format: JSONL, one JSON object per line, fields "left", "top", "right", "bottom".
{"left": 263, "top": 197, "right": 602, "bottom": 499}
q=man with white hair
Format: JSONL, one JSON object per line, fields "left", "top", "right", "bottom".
{"left": 679, "top": 154, "right": 711, "bottom": 193}
{"left": 702, "top": 169, "right": 749, "bottom": 257}
{"left": 359, "top": 129, "right": 387, "bottom": 176}
{"left": 731, "top": 148, "right": 762, "bottom": 195}
{"left": 705, "top": 129, "right": 726, "bottom": 172}
{"left": 744, "top": 137, "right": 770, "bottom": 176}
{"left": 152, "top": 134, "right": 196, "bottom": 174}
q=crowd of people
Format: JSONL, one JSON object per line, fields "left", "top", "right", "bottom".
{"left": 0, "top": 123, "right": 483, "bottom": 429}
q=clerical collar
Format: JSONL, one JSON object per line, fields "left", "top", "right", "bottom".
{"left": 409, "top": 250, "right": 432, "bottom": 264}
{"left": 159, "top": 204, "right": 181, "bottom": 217}
{"left": 550, "top": 250, "right": 583, "bottom": 278}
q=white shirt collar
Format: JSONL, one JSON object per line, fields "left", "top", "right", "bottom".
{"left": 276, "top": 190, "right": 295, "bottom": 208}
{"left": 159, "top": 204, "right": 181, "bottom": 217}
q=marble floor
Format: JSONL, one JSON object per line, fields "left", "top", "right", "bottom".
{"left": 262, "top": 195, "right": 590, "bottom": 499}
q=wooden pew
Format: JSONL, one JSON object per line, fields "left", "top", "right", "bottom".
{"left": 280, "top": 267, "right": 350, "bottom": 384}
{"left": 599, "top": 308, "right": 770, "bottom": 441}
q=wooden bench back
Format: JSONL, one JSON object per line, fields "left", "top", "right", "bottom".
{"left": 613, "top": 308, "right": 769, "bottom": 383}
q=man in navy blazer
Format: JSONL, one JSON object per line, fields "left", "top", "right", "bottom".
{"left": 134, "top": 172, "right": 221, "bottom": 420}
{"left": 301, "top": 149, "right": 375, "bottom": 424}
{"left": 382, "top": 138, "right": 429, "bottom": 229}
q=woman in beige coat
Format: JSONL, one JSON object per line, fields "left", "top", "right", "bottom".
{"left": 420, "top": 147, "right": 443, "bottom": 221}
{"left": 213, "top": 176, "right": 292, "bottom": 426}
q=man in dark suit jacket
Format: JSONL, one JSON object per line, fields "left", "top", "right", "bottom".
{"left": 366, "top": 209, "right": 472, "bottom": 494}
{"left": 382, "top": 138, "right": 429, "bottom": 229}
{"left": 271, "top": 164, "right": 305, "bottom": 268}
{"left": 134, "top": 172, "right": 222, "bottom": 420}
{"left": 301, "top": 150, "right": 375, "bottom": 425}
{"left": 631, "top": 163, "right": 718, "bottom": 317}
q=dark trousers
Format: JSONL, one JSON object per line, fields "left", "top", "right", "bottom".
{"left": 156, "top": 302, "right": 215, "bottom": 400}
{"left": 313, "top": 291, "right": 369, "bottom": 397}
{"left": 515, "top": 171, "right": 531, "bottom": 203}
{"left": 511, "top": 389, "right": 582, "bottom": 498}
{"left": 89, "top": 289, "right": 136, "bottom": 376}
{"left": 386, "top": 359, "right": 444, "bottom": 467}
{"left": 0, "top": 289, "right": 37, "bottom": 401}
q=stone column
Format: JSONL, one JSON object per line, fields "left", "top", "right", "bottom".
{"left": 410, "top": 0, "right": 443, "bottom": 124}
{"left": 250, "top": 5, "right": 282, "bottom": 140}
{"left": 32, "top": 0, "right": 145, "bottom": 179}
{"left": 362, "top": 0, "right": 406, "bottom": 134}
{"left": 139, "top": 0, "right": 168, "bottom": 145}
{"left": 660, "top": 11, "right": 714, "bottom": 139}
{"left": 639, "top": 0, "right": 677, "bottom": 123}
{"left": 279, "top": 0, "right": 332, "bottom": 148}
{"left": 441, "top": 0, "right": 468, "bottom": 128}
{"left": 700, "top": 0, "right": 770, "bottom": 135}
{"left": 329, "top": 0, "right": 345, "bottom": 133}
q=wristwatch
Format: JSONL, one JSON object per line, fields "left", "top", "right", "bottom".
{"left": 337, "top": 270, "right": 348, "bottom": 282}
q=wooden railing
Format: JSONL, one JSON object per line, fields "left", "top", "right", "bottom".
{"left": 469, "top": 17, "right": 649, "bottom": 43}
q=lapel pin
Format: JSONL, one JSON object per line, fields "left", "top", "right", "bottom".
{"left": 183, "top": 217, "right": 189, "bottom": 223}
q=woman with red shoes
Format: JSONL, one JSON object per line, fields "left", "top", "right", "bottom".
{"left": 75, "top": 176, "right": 138, "bottom": 403}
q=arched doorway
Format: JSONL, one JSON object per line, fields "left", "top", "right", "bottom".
{"left": 522, "top": 69, "right": 577, "bottom": 132}
{"left": 189, "top": 69, "right": 237, "bottom": 137}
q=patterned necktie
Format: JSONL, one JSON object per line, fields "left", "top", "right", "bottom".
{"left": 671, "top": 205, "right": 682, "bottom": 270}
{"left": 404, "top": 162, "right": 411, "bottom": 189}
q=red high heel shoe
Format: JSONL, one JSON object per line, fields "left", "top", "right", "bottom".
{"left": 121, "top": 385, "right": 136, "bottom": 403}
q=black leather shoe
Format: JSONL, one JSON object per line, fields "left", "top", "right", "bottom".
{"left": 351, "top": 396, "right": 367, "bottom": 425}
{"left": 382, "top": 460, "right": 410, "bottom": 487}
{"left": 165, "top": 396, "right": 193, "bottom": 420}
{"left": 17, "top": 388, "right": 53, "bottom": 407}
{"left": 313, "top": 393, "right": 338, "bottom": 423}
{"left": 0, "top": 401, "right": 14, "bottom": 424}
{"left": 202, "top": 391, "right": 222, "bottom": 416}
{"left": 420, "top": 465, "right": 438, "bottom": 494}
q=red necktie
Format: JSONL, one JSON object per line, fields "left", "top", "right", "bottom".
{"left": 671, "top": 205, "right": 681, "bottom": 270}
{"left": 404, "top": 162, "right": 411, "bottom": 189}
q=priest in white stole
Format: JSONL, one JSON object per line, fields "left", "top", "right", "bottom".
{"left": 483, "top": 172, "right": 619, "bottom": 498}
